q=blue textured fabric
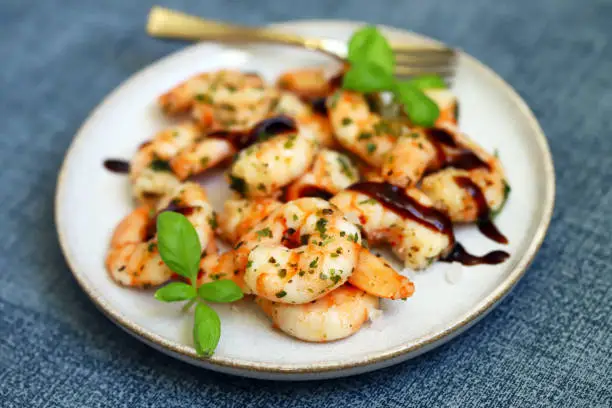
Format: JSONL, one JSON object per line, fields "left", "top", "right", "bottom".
{"left": 1, "top": 0, "right": 611, "bottom": 406}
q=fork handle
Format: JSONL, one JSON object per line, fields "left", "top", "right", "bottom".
{"left": 147, "top": 6, "right": 337, "bottom": 56}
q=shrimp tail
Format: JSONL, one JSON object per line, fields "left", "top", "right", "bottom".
{"left": 349, "top": 249, "right": 415, "bottom": 300}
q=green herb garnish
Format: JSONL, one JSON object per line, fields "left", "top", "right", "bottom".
{"left": 149, "top": 158, "right": 172, "bottom": 172}
{"left": 342, "top": 26, "right": 444, "bottom": 127}
{"left": 154, "top": 212, "right": 243, "bottom": 357}
{"left": 315, "top": 218, "right": 328, "bottom": 235}
{"left": 256, "top": 227, "right": 273, "bottom": 238}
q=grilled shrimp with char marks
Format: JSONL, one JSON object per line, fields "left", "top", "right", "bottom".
{"left": 272, "top": 91, "right": 335, "bottom": 148}
{"left": 327, "top": 90, "right": 400, "bottom": 168}
{"left": 106, "top": 183, "right": 216, "bottom": 287}
{"left": 130, "top": 122, "right": 203, "bottom": 204}
{"left": 169, "top": 136, "right": 236, "bottom": 181}
{"left": 420, "top": 123, "right": 508, "bottom": 222}
{"left": 331, "top": 184, "right": 453, "bottom": 270}
{"left": 191, "top": 86, "right": 278, "bottom": 132}
{"left": 228, "top": 129, "right": 317, "bottom": 198}
{"left": 285, "top": 149, "right": 359, "bottom": 201}
{"left": 276, "top": 67, "right": 334, "bottom": 100}
{"left": 218, "top": 198, "right": 282, "bottom": 245}
{"left": 256, "top": 284, "right": 379, "bottom": 342}
{"left": 158, "top": 70, "right": 265, "bottom": 116}
{"left": 380, "top": 128, "right": 439, "bottom": 188}
{"left": 243, "top": 198, "right": 362, "bottom": 304}
{"left": 198, "top": 198, "right": 414, "bottom": 302}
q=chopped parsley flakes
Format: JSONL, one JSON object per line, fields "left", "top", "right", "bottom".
{"left": 315, "top": 218, "right": 328, "bottom": 235}
{"left": 256, "top": 227, "right": 273, "bottom": 238}
{"left": 309, "top": 258, "right": 319, "bottom": 268}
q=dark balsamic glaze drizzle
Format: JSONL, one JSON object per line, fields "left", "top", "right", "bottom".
{"left": 453, "top": 176, "right": 508, "bottom": 244}
{"left": 310, "top": 97, "right": 328, "bottom": 115}
{"left": 425, "top": 128, "right": 489, "bottom": 171}
{"left": 441, "top": 243, "right": 509, "bottom": 265}
{"left": 348, "top": 181, "right": 509, "bottom": 266}
{"left": 349, "top": 182, "right": 454, "bottom": 236}
{"left": 308, "top": 72, "right": 344, "bottom": 115}
{"left": 328, "top": 71, "right": 344, "bottom": 90}
{"left": 295, "top": 185, "right": 333, "bottom": 200}
{"left": 209, "top": 115, "right": 297, "bottom": 150}
{"left": 423, "top": 128, "right": 508, "bottom": 245}
{"left": 103, "top": 159, "right": 130, "bottom": 174}
{"left": 103, "top": 117, "right": 295, "bottom": 175}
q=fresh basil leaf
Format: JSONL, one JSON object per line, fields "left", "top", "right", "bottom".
{"left": 198, "top": 280, "right": 244, "bottom": 303}
{"left": 394, "top": 82, "right": 440, "bottom": 127}
{"left": 154, "top": 282, "right": 196, "bottom": 302}
{"left": 343, "top": 63, "right": 395, "bottom": 93}
{"left": 193, "top": 302, "right": 221, "bottom": 356}
{"left": 156, "top": 211, "right": 202, "bottom": 280}
{"left": 348, "top": 26, "right": 395, "bottom": 75}
{"left": 405, "top": 74, "right": 447, "bottom": 90}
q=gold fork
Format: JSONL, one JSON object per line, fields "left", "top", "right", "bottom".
{"left": 146, "top": 6, "right": 457, "bottom": 80}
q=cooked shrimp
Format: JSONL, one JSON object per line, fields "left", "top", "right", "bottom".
{"left": 156, "top": 182, "right": 218, "bottom": 256}
{"left": 228, "top": 130, "right": 317, "bottom": 198}
{"left": 331, "top": 185, "right": 453, "bottom": 270}
{"left": 382, "top": 120, "right": 506, "bottom": 190}
{"left": 172, "top": 115, "right": 302, "bottom": 181}
{"left": 198, "top": 252, "right": 252, "bottom": 294}
{"left": 158, "top": 70, "right": 265, "bottom": 116}
{"left": 348, "top": 250, "right": 414, "bottom": 298}
{"left": 170, "top": 137, "right": 236, "bottom": 180}
{"left": 380, "top": 129, "right": 438, "bottom": 188}
{"left": 421, "top": 166, "right": 507, "bottom": 223}
{"left": 424, "top": 88, "right": 458, "bottom": 126}
{"left": 191, "top": 86, "right": 278, "bottom": 131}
{"left": 273, "top": 91, "right": 335, "bottom": 148}
{"left": 358, "top": 163, "right": 385, "bottom": 182}
{"left": 327, "top": 90, "right": 401, "bottom": 167}
{"left": 130, "top": 122, "right": 203, "bottom": 203}
{"left": 198, "top": 197, "right": 413, "bottom": 302}
{"left": 243, "top": 198, "right": 363, "bottom": 303}
{"left": 272, "top": 91, "right": 312, "bottom": 117}
{"left": 420, "top": 124, "right": 508, "bottom": 222}
{"left": 285, "top": 149, "right": 359, "bottom": 201}
{"left": 276, "top": 67, "right": 332, "bottom": 100}
{"left": 256, "top": 284, "right": 379, "bottom": 342}
{"left": 218, "top": 198, "right": 282, "bottom": 244}
{"left": 106, "top": 183, "right": 216, "bottom": 287}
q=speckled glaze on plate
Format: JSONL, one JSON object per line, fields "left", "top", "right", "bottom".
{"left": 55, "top": 20, "right": 555, "bottom": 380}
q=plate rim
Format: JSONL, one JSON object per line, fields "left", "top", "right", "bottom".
{"left": 54, "top": 19, "right": 556, "bottom": 376}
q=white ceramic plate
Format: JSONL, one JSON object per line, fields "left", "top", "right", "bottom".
{"left": 55, "top": 20, "right": 555, "bottom": 380}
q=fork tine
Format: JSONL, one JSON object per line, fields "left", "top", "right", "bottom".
{"left": 394, "top": 70, "right": 456, "bottom": 83}
{"left": 394, "top": 74, "right": 456, "bottom": 88}
{"left": 390, "top": 45, "right": 457, "bottom": 79}
{"left": 394, "top": 65, "right": 456, "bottom": 77}
{"left": 391, "top": 44, "right": 455, "bottom": 56}
{"left": 394, "top": 52, "right": 456, "bottom": 65}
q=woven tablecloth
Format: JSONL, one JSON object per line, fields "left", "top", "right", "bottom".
{"left": 1, "top": 0, "right": 611, "bottom": 406}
